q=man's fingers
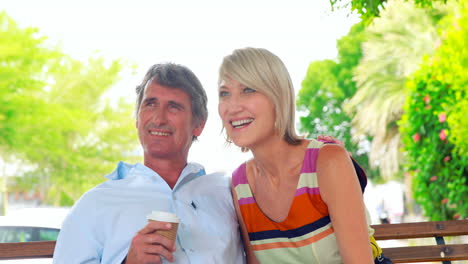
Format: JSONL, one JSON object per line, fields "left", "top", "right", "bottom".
{"left": 144, "top": 233, "right": 176, "bottom": 252}
{"left": 144, "top": 245, "right": 175, "bottom": 262}
{"left": 126, "top": 230, "right": 176, "bottom": 264}
{"left": 318, "top": 135, "right": 344, "bottom": 147}
{"left": 138, "top": 222, "right": 172, "bottom": 235}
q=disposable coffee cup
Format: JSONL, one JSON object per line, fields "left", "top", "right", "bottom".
{"left": 147, "top": 211, "right": 180, "bottom": 241}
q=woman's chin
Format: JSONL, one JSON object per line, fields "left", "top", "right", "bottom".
{"left": 231, "top": 139, "right": 248, "bottom": 148}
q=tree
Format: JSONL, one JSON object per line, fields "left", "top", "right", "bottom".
{"left": 343, "top": 0, "right": 448, "bottom": 179}
{"left": 399, "top": 0, "right": 468, "bottom": 220}
{"left": 297, "top": 21, "right": 381, "bottom": 180}
{"left": 329, "top": 0, "right": 448, "bottom": 21}
{"left": 0, "top": 12, "right": 139, "bottom": 207}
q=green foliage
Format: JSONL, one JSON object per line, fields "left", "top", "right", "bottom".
{"left": 0, "top": 12, "right": 139, "bottom": 206}
{"left": 399, "top": 1, "right": 468, "bottom": 220}
{"left": 330, "top": 0, "right": 448, "bottom": 21}
{"left": 344, "top": 0, "right": 447, "bottom": 179}
{"left": 434, "top": 2, "right": 468, "bottom": 156}
{"left": 297, "top": 21, "right": 381, "bottom": 180}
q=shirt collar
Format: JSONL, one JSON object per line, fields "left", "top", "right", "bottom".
{"left": 106, "top": 161, "right": 206, "bottom": 189}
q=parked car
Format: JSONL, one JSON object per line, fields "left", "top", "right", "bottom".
{"left": 0, "top": 207, "right": 69, "bottom": 243}
{"left": 0, "top": 207, "right": 70, "bottom": 264}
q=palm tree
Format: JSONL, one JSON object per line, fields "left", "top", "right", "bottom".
{"left": 344, "top": 0, "right": 449, "bottom": 179}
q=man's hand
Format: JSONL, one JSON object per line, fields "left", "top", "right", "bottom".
{"left": 125, "top": 221, "right": 176, "bottom": 264}
{"left": 317, "top": 135, "right": 354, "bottom": 157}
{"left": 317, "top": 135, "right": 344, "bottom": 147}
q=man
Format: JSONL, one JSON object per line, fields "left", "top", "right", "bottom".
{"left": 53, "top": 63, "right": 245, "bottom": 264}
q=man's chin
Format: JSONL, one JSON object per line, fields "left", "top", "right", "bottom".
{"left": 147, "top": 149, "right": 183, "bottom": 160}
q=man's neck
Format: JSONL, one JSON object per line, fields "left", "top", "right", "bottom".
{"left": 144, "top": 158, "right": 187, "bottom": 189}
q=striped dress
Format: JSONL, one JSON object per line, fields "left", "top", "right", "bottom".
{"left": 232, "top": 139, "right": 370, "bottom": 263}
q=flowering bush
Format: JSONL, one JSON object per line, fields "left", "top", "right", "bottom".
{"left": 399, "top": 2, "right": 468, "bottom": 220}
{"left": 400, "top": 75, "right": 467, "bottom": 220}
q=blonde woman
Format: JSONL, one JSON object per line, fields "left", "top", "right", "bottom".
{"left": 217, "top": 47, "right": 391, "bottom": 263}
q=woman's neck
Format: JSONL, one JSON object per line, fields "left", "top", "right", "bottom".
{"left": 250, "top": 137, "right": 307, "bottom": 180}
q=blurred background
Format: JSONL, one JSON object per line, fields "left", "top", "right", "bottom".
{"left": 0, "top": 0, "right": 467, "bottom": 258}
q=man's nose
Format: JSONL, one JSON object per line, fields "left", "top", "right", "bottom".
{"left": 151, "top": 108, "right": 168, "bottom": 125}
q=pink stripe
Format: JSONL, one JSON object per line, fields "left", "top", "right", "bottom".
{"left": 232, "top": 163, "right": 248, "bottom": 186}
{"left": 300, "top": 148, "right": 319, "bottom": 173}
{"left": 238, "top": 197, "right": 255, "bottom": 205}
{"left": 295, "top": 187, "right": 320, "bottom": 196}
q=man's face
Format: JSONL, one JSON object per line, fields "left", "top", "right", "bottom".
{"left": 136, "top": 82, "right": 204, "bottom": 162}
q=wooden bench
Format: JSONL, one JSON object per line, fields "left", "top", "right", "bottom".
{"left": 0, "top": 219, "right": 467, "bottom": 262}
{"left": 0, "top": 240, "right": 55, "bottom": 259}
{"left": 372, "top": 219, "right": 468, "bottom": 263}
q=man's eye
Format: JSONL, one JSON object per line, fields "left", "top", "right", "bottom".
{"left": 168, "top": 104, "right": 182, "bottom": 112}
{"left": 219, "top": 91, "right": 229, "bottom": 97}
{"left": 244, "top": 87, "right": 256, "bottom": 93}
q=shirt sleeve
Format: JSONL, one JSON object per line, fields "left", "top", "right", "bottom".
{"left": 53, "top": 199, "right": 103, "bottom": 264}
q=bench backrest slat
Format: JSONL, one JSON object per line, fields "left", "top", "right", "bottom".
{"left": 0, "top": 241, "right": 55, "bottom": 260}
{"left": 383, "top": 244, "right": 468, "bottom": 263}
{"left": 372, "top": 219, "right": 468, "bottom": 240}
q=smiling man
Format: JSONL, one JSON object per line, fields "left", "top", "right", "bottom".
{"left": 53, "top": 63, "right": 245, "bottom": 264}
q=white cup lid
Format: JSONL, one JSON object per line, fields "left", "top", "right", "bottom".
{"left": 147, "top": 211, "right": 179, "bottom": 223}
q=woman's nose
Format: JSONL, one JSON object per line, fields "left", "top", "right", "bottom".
{"left": 227, "top": 95, "right": 244, "bottom": 112}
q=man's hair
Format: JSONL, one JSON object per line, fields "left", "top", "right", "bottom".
{"left": 135, "top": 63, "right": 208, "bottom": 140}
{"left": 218, "top": 47, "right": 302, "bottom": 151}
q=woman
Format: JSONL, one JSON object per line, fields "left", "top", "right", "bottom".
{"left": 218, "top": 47, "right": 390, "bottom": 263}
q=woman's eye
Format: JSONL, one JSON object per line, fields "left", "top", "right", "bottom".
{"left": 219, "top": 91, "right": 229, "bottom": 97}
{"left": 244, "top": 87, "right": 256, "bottom": 93}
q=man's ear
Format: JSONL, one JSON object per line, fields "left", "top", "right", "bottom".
{"left": 193, "top": 120, "right": 206, "bottom": 137}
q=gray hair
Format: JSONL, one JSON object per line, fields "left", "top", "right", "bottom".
{"left": 136, "top": 63, "right": 208, "bottom": 140}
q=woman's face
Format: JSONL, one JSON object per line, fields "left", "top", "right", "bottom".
{"left": 218, "top": 78, "right": 276, "bottom": 149}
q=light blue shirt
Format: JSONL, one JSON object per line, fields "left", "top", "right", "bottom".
{"left": 53, "top": 161, "right": 245, "bottom": 264}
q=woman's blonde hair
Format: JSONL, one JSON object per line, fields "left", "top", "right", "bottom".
{"left": 218, "top": 47, "right": 302, "bottom": 151}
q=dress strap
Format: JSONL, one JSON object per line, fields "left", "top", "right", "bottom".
{"left": 232, "top": 162, "right": 248, "bottom": 188}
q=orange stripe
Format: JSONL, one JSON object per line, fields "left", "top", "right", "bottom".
{"left": 251, "top": 227, "right": 334, "bottom": 251}
{"left": 240, "top": 193, "right": 328, "bottom": 233}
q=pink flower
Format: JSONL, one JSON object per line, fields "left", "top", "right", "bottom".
{"left": 430, "top": 176, "right": 437, "bottom": 182}
{"left": 441, "top": 198, "right": 449, "bottom": 204}
{"left": 439, "top": 130, "right": 447, "bottom": 141}
{"left": 453, "top": 213, "right": 460, "bottom": 220}
{"left": 425, "top": 105, "right": 432, "bottom": 110}
{"left": 438, "top": 113, "right": 446, "bottom": 123}
{"left": 443, "top": 156, "right": 451, "bottom": 162}
{"left": 424, "top": 95, "right": 430, "bottom": 104}
{"left": 413, "top": 133, "right": 421, "bottom": 142}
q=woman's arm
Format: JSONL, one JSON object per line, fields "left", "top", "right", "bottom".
{"left": 231, "top": 184, "right": 260, "bottom": 264}
{"left": 317, "top": 144, "right": 374, "bottom": 263}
